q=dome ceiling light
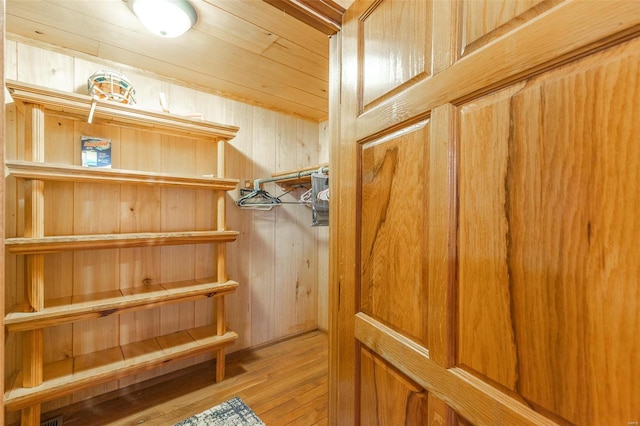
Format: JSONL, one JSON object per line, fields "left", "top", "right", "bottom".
{"left": 128, "top": 0, "right": 197, "bottom": 38}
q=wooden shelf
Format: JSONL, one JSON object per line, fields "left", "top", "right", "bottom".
{"left": 6, "top": 161, "right": 239, "bottom": 190}
{"left": 4, "top": 325, "right": 238, "bottom": 411}
{"left": 5, "top": 230, "right": 239, "bottom": 254}
{"left": 5, "top": 80, "right": 239, "bottom": 423}
{"left": 5, "top": 279, "right": 239, "bottom": 333}
{"left": 6, "top": 80, "right": 239, "bottom": 141}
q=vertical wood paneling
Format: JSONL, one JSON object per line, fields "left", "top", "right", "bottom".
{"left": 4, "top": 40, "right": 324, "bottom": 421}
{"left": 220, "top": 101, "right": 254, "bottom": 352}
{"left": 5, "top": 39, "right": 17, "bottom": 80}
{"left": 119, "top": 129, "right": 163, "bottom": 173}
{"left": 16, "top": 43, "right": 74, "bottom": 92}
{"left": 192, "top": 132, "right": 218, "bottom": 362}
{"left": 117, "top": 126, "right": 164, "bottom": 383}
{"left": 68, "top": 111, "right": 124, "bottom": 402}
{"left": 274, "top": 114, "right": 303, "bottom": 337}
{"left": 294, "top": 120, "right": 319, "bottom": 331}
{"left": 117, "top": 126, "right": 163, "bottom": 383}
{"left": 42, "top": 324, "right": 72, "bottom": 364}
{"left": 70, "top": 317, "right": 120, "bottom": 402}
{"left": 159, "top": 133, "right": 197, "bottom": 373}
{"left": 72, "top": 248, "right": 119, "bottom": 296}
{"left": 35, "top": 103, "right": 74, "bottom": 408}
{"left": 249, "top": 108, "right": 277, "bottom": 346}
{"left": 317, "top": 120, "right": 330, "bottom": 331}
{"left": 159, "top": 193, "right": 196, "bottom": 337}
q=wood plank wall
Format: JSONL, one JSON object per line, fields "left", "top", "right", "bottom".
{"left": 3, "top": 39, "right": 329, "bottom": 421}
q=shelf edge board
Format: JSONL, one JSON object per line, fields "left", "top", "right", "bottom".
{"left": 4, "top": 328, "right": 238, "bottom": 411}
{"left": 5, "top": 280, "right": 239, "bottom": 332}
{"left": 5, "top": 231, "right": 240, "bottom": 254}
{"left": 5, "top": 160, "right": 239, "bottom": 190}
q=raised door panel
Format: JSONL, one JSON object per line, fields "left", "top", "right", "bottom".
{"left": 360, "top": 0, "right": 432, "bottom": 109}
{"left": 457, "top": 83, "right": 523, "bottom": 391}
{"left": 459, "top": 0, "right": 560, "bottom": 56}
{"left": 360, "top": 121, "right": 429, "bottom": 345}
{"left": 458, "top": 37, "right": 640, "bottom": 425}
{"left": 360, "top": 346, "right": 428, "bottom": 425}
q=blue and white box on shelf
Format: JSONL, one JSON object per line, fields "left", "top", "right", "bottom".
{"left": 81, "top": 135, "right": 112, "bottom": 168}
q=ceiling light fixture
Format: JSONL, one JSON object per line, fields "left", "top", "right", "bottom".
{"left": 128, "top": 0, "right": 197, "bottom": 38}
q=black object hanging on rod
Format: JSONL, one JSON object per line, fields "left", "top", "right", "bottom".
{"left": 311, "top": 171, "right": 329, "bottom": 226}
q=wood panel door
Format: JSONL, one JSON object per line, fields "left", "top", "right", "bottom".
{"left": 329, "top": 1, "right": 640, "bottom": 424}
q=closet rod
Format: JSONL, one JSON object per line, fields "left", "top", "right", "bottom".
{"left": 250, "top": 166, "right": 329, "bottom": 190}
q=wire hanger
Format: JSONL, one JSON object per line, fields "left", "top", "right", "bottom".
{"left": 235, "top": 181, "right": 282, "bottom": 211}
{"left": 236, "top": 166, "right": 330, "bottom": 211}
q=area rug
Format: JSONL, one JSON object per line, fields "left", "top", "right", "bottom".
{"left": 174, "top": 397, "right": 265, "bottom": 426}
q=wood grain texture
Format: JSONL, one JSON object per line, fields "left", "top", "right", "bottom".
{"left": 248, "top": 108, "right": 278, "bottom": 346}
{"left": 360, "top": 121, "right": 430, "bottom": 346}
{"left": 158, "top": 134, "right": 197, "bottom": 376}
{"left": 293, "top": 119, "right": 320, "bottom": 333}
{"left": 261, "top": 0, "right": 344, "bottom": 35}
{"left": 326, "top": 32, "right": 341, "bottom": 422}
{"left": 331, "top": 1, "right": 360, "bottom": 421}
{"left": 425, "top": 104, "right": 458, "bottom": 424}
{"left": 459, "top": 0, "right": 559, "bottom": 56}
{"left": 23, "top": 104, "right": 46, "bottom": 315}
{"left": 360, "top": 346, "right": 428, "bottom": 425}
{"left": 273, "top": 113, "right": 318, "bottom": 337}
{"left": 267, "top": 112, "right": 301, "bottom": 341}
{"left": 458, "top": 84, "right": 524, "bottom": 391}
{"left": 317, "top": 119, "right": 331, "bottom": 331}
{"left": 432, "top": 0, "right": 457, "bottom": 74}
{"left": 458, "top": 37, "right": 640, "bottom": 424}
{"left": 355, "top": 313, "right": 557, "bottom": 425}
{"left": 20, "top": 406, "right": 40, "bottom": 426}
{"left": 361, "top": 0, "right": 431, "bottom": 109}
{"left": 22, "top": 330, "right": 43, "bottom": 388}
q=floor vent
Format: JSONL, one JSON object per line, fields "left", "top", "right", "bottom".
{"left": 41, "top": 415, "right": 63, "bottom": 426}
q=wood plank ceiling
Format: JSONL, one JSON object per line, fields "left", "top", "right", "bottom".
{"left": 5, "top": 0, "right": 348, "bottom": 122}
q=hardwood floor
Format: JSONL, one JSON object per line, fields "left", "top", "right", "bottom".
{"left": 35, "top": 330, "right": 328, "bottom": 426}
